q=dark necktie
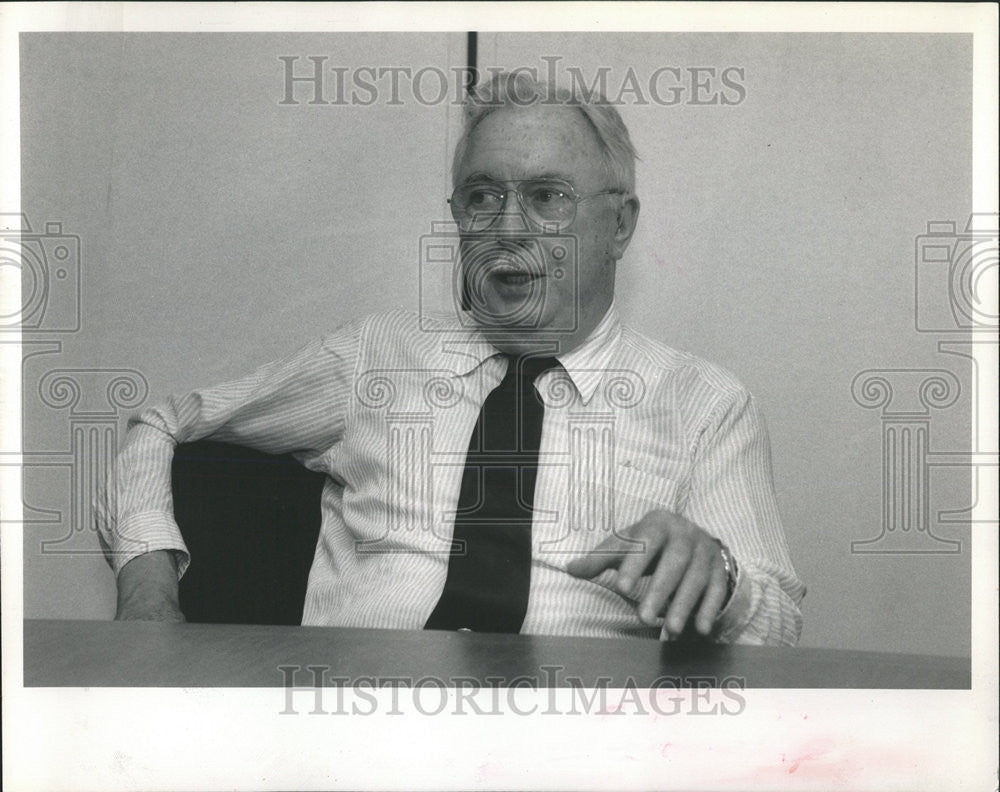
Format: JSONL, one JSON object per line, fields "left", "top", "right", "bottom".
{"left": 424, "top": 354, "right": 559, "bottom": 633}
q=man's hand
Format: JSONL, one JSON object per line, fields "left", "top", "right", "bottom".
{"left": 115, "top": 550, "right": 186, "bottom": 622}
{"left": 566, "top": 510, "right": 731, "bottom": 637}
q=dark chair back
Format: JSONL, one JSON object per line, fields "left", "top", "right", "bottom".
{"left": 172, "top": 440, "right": 326, "bottom": 625}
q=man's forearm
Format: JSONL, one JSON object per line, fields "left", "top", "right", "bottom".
{"left": 96, "top": 414, "right": 192, "bottom": 578}
{"left": 115, "top": 550, "right": 185, "bottom": 621}
{"left": 95, "top": 332, "right": 354, "bottom": 578}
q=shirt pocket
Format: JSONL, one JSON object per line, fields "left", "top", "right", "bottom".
{"left": 603, "top": 463, "right": 682, "bottom": 528}
{"left": 564, "top": 463, "right": 683, "bottom": 548}
{"left": 567, "top": 464, "right": 685, "bottom": 603}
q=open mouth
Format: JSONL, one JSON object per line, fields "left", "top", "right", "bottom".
{"left": 489, "top": 268, "right": 543, "bottom": 288}
{"left": 463, "top": 241, "right": 547, "bottom": 297}
{"left": 483, "top": 251, "right": 544, "bottom": 287}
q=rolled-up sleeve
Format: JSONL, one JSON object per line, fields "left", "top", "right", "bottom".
{"left": 94, "top": 321, "right": 363, "bottom": 578}
{"left": 679, "top": 388, "right": 806, "bottom": 646}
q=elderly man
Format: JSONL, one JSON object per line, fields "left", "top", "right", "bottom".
{"left": 98, "top": 72, "right": 804, "bottom": 644}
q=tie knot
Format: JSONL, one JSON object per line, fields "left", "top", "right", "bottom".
{"left": 504, "top": 354, "right": 560, "bottom": 385}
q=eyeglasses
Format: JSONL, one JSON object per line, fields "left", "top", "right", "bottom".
{"left": 448, "top": 178, "right": 625, "bottom": 232}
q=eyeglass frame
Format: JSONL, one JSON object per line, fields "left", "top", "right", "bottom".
{"left": 447, "top": 177, "right": 628, "bottom": 232}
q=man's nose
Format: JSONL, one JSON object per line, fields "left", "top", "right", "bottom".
{"left": 490, "top": 190, "right": 532, "bottom": 235}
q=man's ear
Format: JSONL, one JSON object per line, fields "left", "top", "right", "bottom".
{"left": 460, "top": 266, "right": 471, "bottom": 311}
{"left": 608, "top": 195, "right": 640, "bottom": 260}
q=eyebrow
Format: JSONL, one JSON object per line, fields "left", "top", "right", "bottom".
{"left": 462, "top": 171, "right": 576, "bottom": 184}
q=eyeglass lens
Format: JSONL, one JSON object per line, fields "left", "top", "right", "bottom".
{"left": 452, "top": 181, "right": 577, "bottom": 229}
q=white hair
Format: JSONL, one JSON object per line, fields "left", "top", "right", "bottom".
{"left": 452, "top": 70, "right": 638, "bottom": 193}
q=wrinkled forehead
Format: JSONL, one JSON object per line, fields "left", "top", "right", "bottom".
{"left": 456, "top": 103, "right": 608, "bottom": 188}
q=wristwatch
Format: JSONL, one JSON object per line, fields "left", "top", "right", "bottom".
{"left": 717, "top": 541, "right": 738, "bottom": 606}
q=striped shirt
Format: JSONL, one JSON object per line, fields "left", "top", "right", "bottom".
{"left": 97, "top": 303, "right": 805, "bottom": 644}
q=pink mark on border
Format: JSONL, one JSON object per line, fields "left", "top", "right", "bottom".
{"left": 783, "top": 737, "right": 836, "bottom": 775}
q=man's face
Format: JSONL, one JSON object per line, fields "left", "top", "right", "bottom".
{"left": 454, "top": 104, "right": 637, "bottom": 355}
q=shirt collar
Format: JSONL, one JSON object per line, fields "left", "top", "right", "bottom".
{"left": 554, "top": 301, "right": 622, "bottom": 405}
{"left": 431, "top": 302, "right": 623, "bottom": 405}
{"left": 429, "top": 321, "right": 501, "bottom": 377}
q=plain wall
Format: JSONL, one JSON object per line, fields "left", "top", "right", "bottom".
{"left": 20, "top": 33, "right": 973, "bottom": 657}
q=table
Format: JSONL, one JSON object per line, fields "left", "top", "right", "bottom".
{"left": 23, "top": 619, "right": 969, "bottom": 688}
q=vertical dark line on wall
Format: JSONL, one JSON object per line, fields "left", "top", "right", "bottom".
{"left": 458, "top": 32, "right": 478, "bottom": 312}
{"left": 466, "top": 31, "right": 478, "bottom": 90}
